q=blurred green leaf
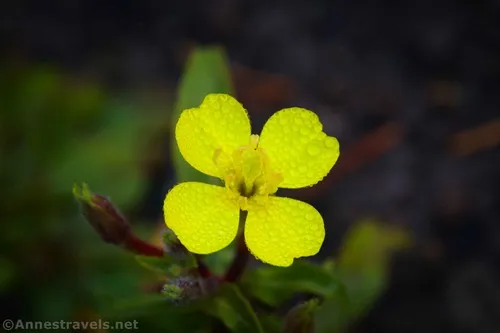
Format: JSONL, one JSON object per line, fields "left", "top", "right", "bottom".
{"left": 260, "top": 315, "right": 282, "bottom": 333}
{"left": 33, "top": 284, "right": 75, "bottom": 321}
{"left": 337, "top": 220, "right": 410, "bottom": 272}
{"left": 313, "top": 291, "right": 351, "bottom": 333}
{"left": 172, "top": 46, "right": 234, "bottom": 183}
{"left": 0, "top": 257, "right": 15, "bottom": 292}
{"left": 50, "top": 100, "right": 163, "bottom": 207}
{"left": 203, "top": 241, "right": 237, "bottom": 276}
{"left": 136, "top": 255, "right": 176, "bottom": 275}
{"left": 315, "top": 220, "right": 411, "bottom": 333}
{"left": 0, "top": 63, "right": 172, "bottom": 327}
{"left": 103, "top": 294, "right": 213, "bottom": 333}
{"left": 336, "top": 219, "right": 410, "bottom": 317}
{"left": 283, "top": 299, "right": 319, "bottom": 333}
{"left": 202, "top": 283, "right": 264, "bottom": 333}
{"left": 241, "top": 261, "right": 343, "bottom": 307}
{"left": 135, "top": 254, "right": 194, "bottom": 277}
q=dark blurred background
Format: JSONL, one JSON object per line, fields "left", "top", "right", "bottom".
{"left": 1, "top": 1, "right": 499, "bottom": 332}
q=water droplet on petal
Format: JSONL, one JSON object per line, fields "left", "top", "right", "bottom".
{"left": 307, "top": 145, "right": 320, "bottom": 156}
{"left": 325, "top": 137, "right": 337, "bottom": 148}
{"left": 279, "top": 117, "right": 289, "bottom": 125}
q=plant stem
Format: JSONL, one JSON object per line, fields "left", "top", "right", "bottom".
{"left": 124, "top": 234, "right": 165, "bottom": 257}
{"left": 224, "top": 211, "right": 250, "bottom": 282}
{"left": 194, "top": 254, "right": 212, "bottom": 278}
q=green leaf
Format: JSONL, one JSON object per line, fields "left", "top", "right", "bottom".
{"left": 313, "top": 291, "right": 351, "bottom": 333}
{"left": 314, "top": 220, "right": 412, "bottom": 333}
{"left": 260, "top": 315, "right": 282, "bottom": 333}
{"left": 50, "top": 100, "right": 162, "bottom": 207}
{"left": 241, "top": 261, "right": 343, "bottom": 307}
{"left": 202, "top": 283, "right": 264, "bottom": 333}
{"left": 102, "top": 294, "right": 213, "bottom": 333}
{"left": 337, "top": 220, "right": 410, "bottom": 273}
{"left": 335, "top": 220, "right": 411, "bottom": 318}
{"left": 135, "top": 254, "right": 185, "bottom": 277}
{"left": 171, "top": 46, "right": 234, "bottom": 183}
{"left": 283, "top": 299, "right": 319, "bottom": 333}
{"left": 203, "top": 241, "right": 237, "bottom": 276}
{"left": 0, "top": 257, "right": 15, "bottom": 292}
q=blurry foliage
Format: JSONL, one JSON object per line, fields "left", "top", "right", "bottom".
{"left": 202, "top": 283, "right": 265, "bottom": 333}
{"left": 314, "top": 221, "right": 411, "bottom": 333}
{"left": 241, "top": 261, "right": 342, "bottom": 308}
{"left": 0, "top": 63, "right": 166, "bottom": 323}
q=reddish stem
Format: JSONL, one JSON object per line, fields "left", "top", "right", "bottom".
{"left": 194, "top": 255, "right": 212, "bottom": 279}
{"left": 224, "top": 234, "right": 250, "bottom": 282}
{"left": 124, "top": 234, "right": 165, "bottom": 257}
{"left": 224, "top": 211, "right": 250, "bottom": 282}
{"left": 125, "top": 234, "right": 214, "bottom": 279}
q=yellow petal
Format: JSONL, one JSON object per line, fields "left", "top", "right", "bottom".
{"left": 163, "top": 182, "right": 239, "bottom": 254}
{"left": 244, "top": 196, "right": 325, "bottom": 266}
{"left": 176, "top": 94, "right": 251, "bottom": 177}
{"left": 259, "top": 107, "right": 339, "bottom": 188}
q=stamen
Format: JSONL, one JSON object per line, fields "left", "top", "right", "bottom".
{"left": 218, "top": 135, "right": 283, "bottom": 210}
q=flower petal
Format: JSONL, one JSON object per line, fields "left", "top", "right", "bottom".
{"left": 164, "top": 182, "right": 239, "bottom": 254}
{"left": 245, "top": 196, "right": 325, "bottom": 266}
{"left": 176, "top": 94, "right": 251, "bottom": 177}
{"left": 259, "top": 107, "right": 339, "bottom": 188}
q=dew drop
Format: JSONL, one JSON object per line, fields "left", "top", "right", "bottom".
{"left": 307, "top": 145, "right": 320, "bottom": 156}
{"left": 325, "top": 137, "right": 337, "bottom": 148}
{"left": 279, "top": 117, "right": 288, "bottom": 125}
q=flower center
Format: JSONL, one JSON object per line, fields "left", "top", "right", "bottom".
{"left": 213, "top": 135, "right": 283, "bottom": 210}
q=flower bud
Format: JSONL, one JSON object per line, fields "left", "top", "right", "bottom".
{"left": 73, "top": 183, "right": 131, "bottom": 245}
{"left": 283, "top": 299, "right": 319, "bottom": 333}
{"left": 162, "top": 277, "right": 202, "bottom": 304}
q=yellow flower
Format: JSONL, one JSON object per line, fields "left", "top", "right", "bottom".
{"left": 164, "top": 94, "right": 340, "bottom": 267}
